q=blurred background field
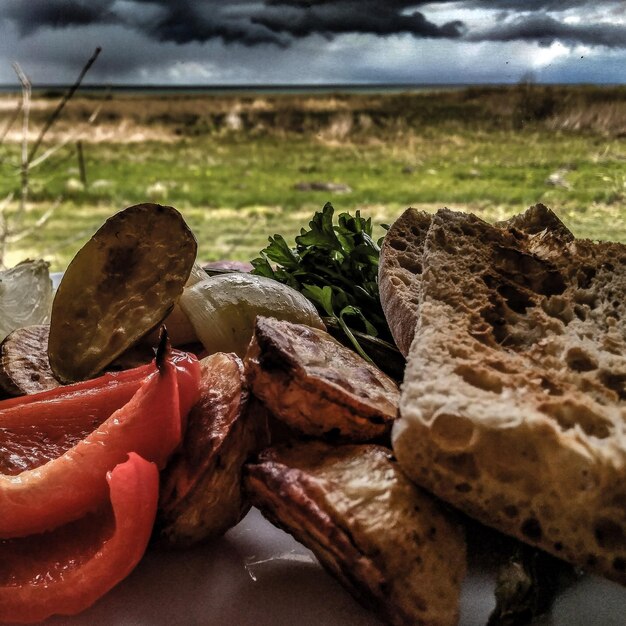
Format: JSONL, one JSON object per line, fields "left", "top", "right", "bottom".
{"left": 1, "top": 83, "right": 625, "bottom": 270}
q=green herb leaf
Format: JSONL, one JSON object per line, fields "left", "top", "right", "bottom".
{"left": 251, "top": 203, "right": 396, "bottom": 368}
{"left": 259, "top": 234, "right": 300, "bottom": 269}
{"left": 302, "top": 284, "right": 335, "bottom": 317}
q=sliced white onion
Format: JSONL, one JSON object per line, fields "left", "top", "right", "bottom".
{"left": 186, "top": 262, "right": 209, "bottom": 287}
{"left": 179, "top": 273, "right": 324, "bottom": 357}
{"left": 0, "top": 260, "right": 53, "bottom": 342}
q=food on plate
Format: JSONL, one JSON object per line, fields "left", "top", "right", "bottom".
{"left": 245, "top": 441, "right": 466, "bottom": 626}
{"left": 244, "top": 316, "right": 398, "bottom": 441}
{"left": 0, "top": 345, "right": 200, "bottom": 537}
{"left": 488, "top": 539, "right": 578, "bottom": 626}
{"left": 323, "top": 316, "right": 405, "bottom": 381}
{"left": 158, "top": 352, "right": 268, "bottom": 546}
{"left": 144, "top": 262, "right": 211, "bottom": 347}
{"left": 0, "top": 452, "right": 158, "bottom": 624}
{"left": 48, "top": 203, "right": 197, "bottom": 383}
{"left": 0, "top": 325, "right": 59, "bottom": 396}
{"left": 203, "top": 259, "right": 254, "bottom": 274}
{"left": 178, "top": 272, "right": 324, "bottom": 357}
{"left": 392, "top": 207, "right": 626, "bottom": 585}
{"left": 378, "top": 203, "right": 572, "bottom": 357}
{"left": 4, "top": 197, "right": 624, "bottom": 623}
{"left": 143, "top": 302, "right": 199, "bottom": 348}
{"left": 495, "top": 202, "right": 575, "bottom": 242}
{"left": 378, "top": 208, "right": 433, "bottom": 357}
{"left": 251, "top": 202, "right": 395, "bottom": 366}
{"left": 0, "top": 361, "right": 152, "bottom": 476}
{"left": 380, "top": 203, "right": 581, "bottom": 621}
{"left": 0, "top": 259, "right": 53, "bottom": 344}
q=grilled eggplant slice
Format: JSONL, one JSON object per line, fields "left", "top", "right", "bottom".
{"left": 244, "top": 316, "right": 399, "bottom": 441}
{"left": 0, "top": 325, "right": 59, "bottom": 396}
{"left": 48, "top": 203, "right": 197, "bottom": 382}
{"left": 158, "top": 352, "right": 268, "bottom": 546}
{"left": 245, "top": 442, "right": 466, "bottom": 626}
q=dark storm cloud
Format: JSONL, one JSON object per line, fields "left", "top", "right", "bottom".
{"left": 1, "top": 0, "right": 464, "bottom": 46}
{"left": 255, "top": 1, "right": 465, "bottom": 39}
{"left": 141, "top": 3, "right": 290, "bottom": 46}
{"left": 468, "top": 13, "right": 626, "bottom": 48}
{"left": 2, "top": 0, "right": 116, "bottom": 36}
{"left": 1, "top": 0, "right": 625, "bottom": 60}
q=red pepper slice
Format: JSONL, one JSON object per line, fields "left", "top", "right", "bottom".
{"left": 0, "top": 367, "right": 153, "bottom": 476}
{"left": 0, "top": 362, "right": 153, "bottom": 411}
{"left": 0, "top": 452, "right": 158, "bottom": 624}
{"left": 0, "top": 349, "right": 200, "bottom": 538}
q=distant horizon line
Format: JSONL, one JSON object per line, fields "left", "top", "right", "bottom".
{"left": 0, "top": 80, "right": 623, "bottom": 91}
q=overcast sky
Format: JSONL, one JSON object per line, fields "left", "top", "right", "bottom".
{"left": 0, "top": 1, "right": 625, "bottom": 86}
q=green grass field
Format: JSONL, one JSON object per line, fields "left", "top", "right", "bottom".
{"left": 0, "top": 85, "right": 625, "bottom": 270}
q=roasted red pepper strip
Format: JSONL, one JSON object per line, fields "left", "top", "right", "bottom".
{"left": 0, "top": 363, "right": 154, "bottom": 411}
{"left": 0, "top": 452, "right": 159, "bottom": 624}
{"left": 0, "top": 349, "right": 200, "bottom": 538}
{"left": 0, "top": 366, "right": 154, "bottom": 477}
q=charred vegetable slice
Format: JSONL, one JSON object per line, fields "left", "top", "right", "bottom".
{"left": 244, "top": 316, "right": 398, "bottom": 441}
{"left": 245, "top": 442, "right": 466, "bottom": 626}
{"left": 158, "top": 353, "right": 268, "bottom": 546}
{"left": 0, "top": 325, "right": 59, "bottom": 396}
{"left": 48, "top": 203, "right": 197, "bottom": 382}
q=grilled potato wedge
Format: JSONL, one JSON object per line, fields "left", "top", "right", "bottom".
{"left": 48, "top": 203, "right": 197, "bottom": 382}
{"left": 244, "top": 316, "right": 399, "bottom": 441}
{"left": 0, "top": 325, "right": 59, "bottom": 396}
{"left": 157, "top": 352, "right": 268, "bottom": 546}
{"left": 245, "top": 442, "right": 466, "bottom": 626}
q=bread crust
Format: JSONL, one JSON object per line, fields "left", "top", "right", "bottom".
{"left": 393, "top": 208, "right": 626, "bottom": 585}
{"left": 379, "top": 208, "right": 433, "bottom": 356}
{"left": 496, "top": 201, "right": 574, "bottom": 242}
{"left": 379, "top": 204, "right": 571, "bottom": 357}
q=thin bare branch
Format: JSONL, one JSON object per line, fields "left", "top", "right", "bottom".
{"left": 40, "top": 225, "right": 93, "bottom": 257}
{"left": 6, "top": 197, "right": 62, "bottom": 244}
{"left": 0, "top": 193, "right": 15, "bottom": 269}
{"left": 12, "top": 62, "right": 31, "bottom": 229}
{"left": 2, "top": 51, "right": 100, "bottom": 267}
{"left": 28, "top": 98, "right": 105, "bottom": 170}
{"left": 27, "top": 46, "right": 101, "bottom": 164}
{"left": 0, "top": 193, "right": 14, "bottom": 212}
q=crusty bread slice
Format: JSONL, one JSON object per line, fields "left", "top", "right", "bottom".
{"left": 379, "top": 204, "right": 572, "bottom": 357}
{"left": 379, "top": 209, "right": 433, "bottom": 356}
{"left": 393, "top": 207, "right": 626, "bottom": 585}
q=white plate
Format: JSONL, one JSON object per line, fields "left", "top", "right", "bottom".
{"left": 36, "top": 507, "right": 626, "bottom": 626}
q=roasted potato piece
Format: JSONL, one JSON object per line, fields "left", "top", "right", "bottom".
{"left": 245, "top": 442, "right": 466, "bottom": 626}
{"left": 244, "top": 316, "right": 399, "bottom": 441}
{"left": 0, "top": 325, "right": 59, "bottom": 396}
{"left": 157, "top": 353, "right": 268, "bottom": 546}
{"left": 48, "top": 203, "right": 197, "bottom": 382}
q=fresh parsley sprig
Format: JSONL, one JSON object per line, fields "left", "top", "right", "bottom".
{"left": 251, "top": 202, "right": 392, "bottom": 362}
